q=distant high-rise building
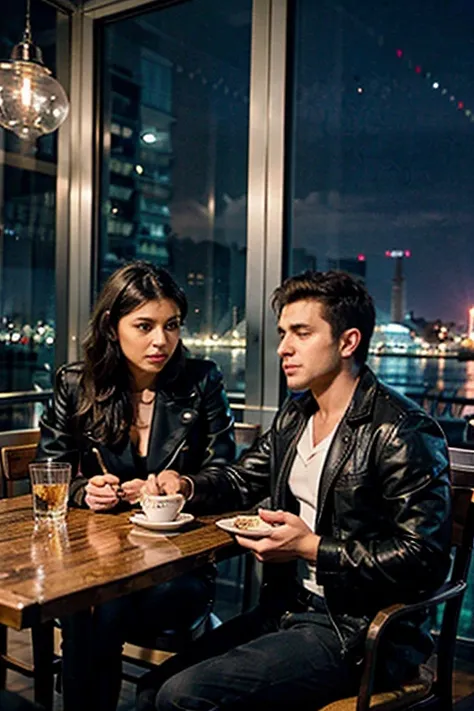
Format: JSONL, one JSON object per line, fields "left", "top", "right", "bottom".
{"left": 327, "top": 255, "right": 366, "bottom": 283}
{"left": 101, "top": 30, "right": 174, "bottom": 282}
{"left": 385, "top": 250, "right": 411, "bottom": 323}
{"left": 292, "top": 248, "right": 317, "bottom": 274}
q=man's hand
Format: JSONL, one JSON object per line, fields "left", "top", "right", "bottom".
{"left": 85, "top": 473, "right": 121, "bottom": 511}
{"left": 236, "top": 509, "right": 320, "bottom": 563}
{"left": 142, "top": 470, "right": 192, "bottom": 498}
{"left": 120, "top": 478, "right": 145, "bottom": 504}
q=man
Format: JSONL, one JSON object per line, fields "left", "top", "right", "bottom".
{"left": 138, "top": 270, "right": 451, "bottom": 711}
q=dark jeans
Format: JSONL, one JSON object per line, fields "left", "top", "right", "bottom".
{"left": 137, "top": 596, "right": 363, "bottom": 711}
{"left": 61, "top": 572, "right": 214, "bottom": 711}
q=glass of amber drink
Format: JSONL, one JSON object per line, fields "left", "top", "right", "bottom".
{"left": 29, "top": 462, "right": 71, "bottom": 522}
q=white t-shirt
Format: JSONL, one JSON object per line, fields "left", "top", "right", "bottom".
{"left": 288, "top": 415, "right": 337, "bottom": 599}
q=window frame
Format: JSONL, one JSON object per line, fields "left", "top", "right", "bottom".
{"left": 63, "top": 0, "right": 291, "bottom": 427}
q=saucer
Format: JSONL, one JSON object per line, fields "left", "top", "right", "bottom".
{"left": 129, "top": 512, "right": 194, "bottom": 531}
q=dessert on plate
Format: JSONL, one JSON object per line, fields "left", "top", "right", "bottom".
{"left": 233, "top": 515, "right": 269, "bottom": 531}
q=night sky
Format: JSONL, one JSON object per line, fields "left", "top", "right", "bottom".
{"left": 122, "top": 0, "right": 474, "bottom": 325}
{"left": 292, "top": 0, "right": 474, "bottom": 324}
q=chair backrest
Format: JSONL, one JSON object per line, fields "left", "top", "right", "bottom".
{"left": 234, "top": 422, "right": 260, "bottom": 457}
{"left": 0, "top": 429, "right": 40, "bottom": 498}
{"left": 449, "top": 446, "right": 474, "bottom": 487}
{"left": 436, "top": 486, "right": 474, "bottom": 706}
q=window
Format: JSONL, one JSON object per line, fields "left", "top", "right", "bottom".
{"left": 290, "top": 0, "right": 474, "bottom": 398}
{"left": 99, "top": 0, "right": 251, "bottom": 399}
{"left": 0, "top": 0, "right": 61, "bottom": 427}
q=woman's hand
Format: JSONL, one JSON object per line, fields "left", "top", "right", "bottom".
{"left": 121, "top": 478, "right": 146, "bottom": 505}
{"left": 142, "top": 470, "right": 192, "bottom": 498}
{"left": 85, "top": 473, "right": 121, "bottom": 511}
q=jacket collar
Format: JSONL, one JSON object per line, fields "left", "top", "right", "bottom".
{"left": 288, "top": 365, "right": 378, "bottom": 426}
{"left": 316, "top": 366, "right": 378, "bottom": 529}
{"left": 344, "top": 365, "right": 378, "bottom": 425}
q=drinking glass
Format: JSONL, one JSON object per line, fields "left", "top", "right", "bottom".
{"left": 29, "top": 461, "right": 71, "bottom": 522}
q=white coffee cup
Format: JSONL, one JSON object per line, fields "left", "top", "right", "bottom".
{"left": 140, "top": 493, "right": 185, "bottom": 523}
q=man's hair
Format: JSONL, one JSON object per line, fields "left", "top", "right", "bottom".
{"left": 271, "top": 270, "right": 376, "bottom": 366}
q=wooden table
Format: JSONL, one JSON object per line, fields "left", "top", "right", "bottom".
{"left": 0, "top": 495, "right": 237, "bottom": 630}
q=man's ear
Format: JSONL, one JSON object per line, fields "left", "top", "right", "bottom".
{"left": 339, "top": 328, "right": 361, "bottom": 359}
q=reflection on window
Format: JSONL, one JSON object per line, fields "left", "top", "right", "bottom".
{"left": 100, "top": 0, "right": 251, "bottom": 397}
{"left": 0, "top": 0, "right": 59, "bottom": 427}
{"left": 291, "top": 0, "right": 474, "bottom": 399}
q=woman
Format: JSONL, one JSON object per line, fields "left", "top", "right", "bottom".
{"left": 36, "top": 261, "right": 235, "bottom": 711}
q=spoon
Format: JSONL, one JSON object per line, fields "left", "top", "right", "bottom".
{"left": 92, "top": 447, "right": 124, "bottom": 498}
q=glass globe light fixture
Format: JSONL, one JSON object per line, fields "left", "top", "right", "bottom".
{"left": 0, "top": 0, "right": 69, "bottom": 141}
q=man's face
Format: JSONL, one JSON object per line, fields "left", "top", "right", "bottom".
{"left": 277, "top": 299, "right": 343, "bottom": 392}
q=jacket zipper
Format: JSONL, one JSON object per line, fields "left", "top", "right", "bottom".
{"left": 278, "top": 411, "right": 348, "bottom": 656}
{"left": 324, "top": 599, "right": 347, "bottom": 656}
{"left": 165, "top": 437, "right": 188, "bottom": 470}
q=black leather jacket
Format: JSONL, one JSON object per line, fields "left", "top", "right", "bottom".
{"left": 190, "top": 366, "right": 452, "bottom": 666}
{"left": 36, "top": 355, "right": 235, "bottom": 507}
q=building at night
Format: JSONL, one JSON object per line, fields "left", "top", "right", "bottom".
{"left": 327, "top": 255, "right": 366, "bottom": 282}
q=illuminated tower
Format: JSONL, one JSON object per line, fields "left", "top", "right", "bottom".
{"left": 469, "top": 307, "right": 474, "bottom": 340}
{"left": 385, "top": 250, "right": 411, "bottom": 323}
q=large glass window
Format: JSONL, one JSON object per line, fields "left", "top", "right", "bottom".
{"left": 0, "top": 0, "right": 61, "bottom": 427}
{"left": 99, "top": 0, "right": 251, "bottom": 400}
{"left": 290, "top": 0, "right": 474, "bottom": 400}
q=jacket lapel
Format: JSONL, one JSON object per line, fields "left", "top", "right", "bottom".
{"left": 84, "top": 391, "right": 200, "bottom": 480}
{"left": 316, "top": 367, "right": 378, "bottom": 530}
{"left": 146, "top": 386, "right": 201, "bottom": 474}
{"left": 316, "top": 419, "right": 356, "bottom": 530}
{"left": 86, "top": 355, "right": 203, "bottom": 478}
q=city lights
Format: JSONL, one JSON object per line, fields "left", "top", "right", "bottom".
{"left": 141, "top": 131, "right": 158, "bottom": 144}
{"left": 469, "top": 307, "right": 474, "bottom": 340}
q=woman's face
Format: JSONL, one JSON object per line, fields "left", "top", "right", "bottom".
{"left": 116, "top": 298, "right": 181, "bottom": 382}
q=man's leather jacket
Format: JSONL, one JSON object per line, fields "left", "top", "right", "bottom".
{"left": 190, "top": 366, "right": 452, "bottom": 667}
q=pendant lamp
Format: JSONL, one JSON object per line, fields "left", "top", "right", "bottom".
{"left": 0, "top": 0, "right": 69, "bottom": 141}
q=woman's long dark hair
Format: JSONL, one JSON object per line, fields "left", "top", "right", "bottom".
{"left": 77, "top": 261, "right": 188, "bottom": 446}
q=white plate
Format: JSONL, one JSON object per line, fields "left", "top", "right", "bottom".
{"left": 216, "top": 517, "right": 275, "bottom": 539}
{"left": 129, "top": 512, "right": 194, "bottom": 531}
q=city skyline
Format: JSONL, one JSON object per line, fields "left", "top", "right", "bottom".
{"left": 2, "top": 0, "right": 474, "bottom": 338}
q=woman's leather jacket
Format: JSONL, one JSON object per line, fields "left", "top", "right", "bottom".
{"left": 36, "top": 356, "right": 235, "bottom": 507}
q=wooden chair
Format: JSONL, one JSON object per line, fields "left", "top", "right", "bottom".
{"left": 0, "top": 429, "right": 40, "bottom": 498}
{"left": 448, "top": 446, "right": 474, "bottom": 488}
{"left": 234, "top": 421, "right": 261, "bottom": 456}
{"left": 320, "top": 485, "right": 474, "bottom": 711}
{"left": 0, "top": 429, "right": 59, "bottom": 711}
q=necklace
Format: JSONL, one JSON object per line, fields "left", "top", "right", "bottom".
{"left": 132, "top": 389, "right": 156, "bottom": 406}
{"left": 137, "top": 392, "right": 156, "bottom": 406}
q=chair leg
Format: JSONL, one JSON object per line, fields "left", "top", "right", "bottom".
{"left": 0, "top": 624, "right": 7, "bottom": 690}
{"left": 31, "top": 620, "right": 55, "bottom": 711}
